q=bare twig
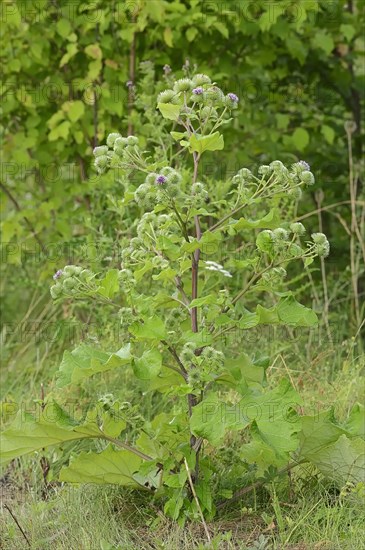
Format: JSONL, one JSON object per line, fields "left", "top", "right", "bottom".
{"left": 161, "top": 340, "right": 188, "bottom": 381}
{"left": 4, "top": 504, "right": 31, "bottom": 547}
{"left": 315, "top": 189, "right": 332, "bottom": 344}
{"left": 191, "top": 152, "right": 201, "bottom": 334}
{"left": 184, "top": 458, "right": 211, "bottom": 544}
{"left": 127, "top": 29, "right": 137, "bottom": 136}
{"left": 346, "top": 122, "right": 362, "bottom": 329}
{"left": 0, "top": 182, "right": 46, "bottom": 253}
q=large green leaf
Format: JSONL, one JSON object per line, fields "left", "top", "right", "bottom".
{"left": 345, "top": 403, "right": 365, "bottom": 438}
{"left": 276, "top": 296, "right": 318, "bottom": 327}
{"left": 129, "top": 316, "right": 167, "bottom": 340}
{"left": 221, "top": 354, "right": 266, "bottom": 387}
{"left": 298, "top": 410, "right": 348, "bottom": 460}
{"left": 157, "top": 103, "right": 180, "bottom": 121}
{"left": 292, "top": 128, "right": 310, "bottom": 151}
{"left": 234, "top": 209, "right": 281, "bottom": 231}
{"left": 240, "top": 425, "right": 288, "bottom": 477}
{"left": 0, "top": 403, "right": 100, "bottom": 465}
{"left": 240, "top": 380, "right": 302, "bottom": 459}
{"left": 308, "top": 435, "right": 365, "bottom": 486}
{"left": 189, "top": 132, "right": 224, "bottom": 154}
{"left": 0, "top": 401, "right": 139, "bottom": 467}
{"left": 299, "top": 408, "right": 365, "bottom": 485}
{"left": 190, "top": 379, "right": 301, "bottom": 451}
{"left": 182, "top": 230, "right": 222, "bottom": 255}
{"left": 60, "top": 445, "right": 149, "bottom": 487}
{"left": 249, "top": 297, "right": 317, "bottom": 328}
{"left": 56, "top": 344, "right": 131, "bottom": 387}
{"left": 133, "top": 348, "right": 162, "bottom": 379}
{"left": 97, "top": 269, "right": 120, "bottom": 299}
{"left": 190, "top": 394, "right": 243, "bottom": 445}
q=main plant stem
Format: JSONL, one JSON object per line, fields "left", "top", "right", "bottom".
{"left": 191, "top": 152, "right": 201, "bottom": 333}
{"left": 188, "top": 152, "right": 201, "bottom": 455}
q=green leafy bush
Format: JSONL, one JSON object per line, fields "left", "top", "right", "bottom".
{"left": 1, "top": 71, "right": 363, "bottom": 523}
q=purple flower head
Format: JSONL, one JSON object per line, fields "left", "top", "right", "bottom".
{"left": 192, "top": 87, "right": 204, "bottom": 95}
{"left": 227, "top": 93, "right": 239, "bottom": 102}
{"left": 299, "top": 160, "right": 310, "bottom": 171}
{"left": 53, "top": 269, "right": 63, "bottom": 280}
{"left": 163, "top": 64, "right": 171, "bottom": 74}
{"left": 155, "top": 175, "right": 167, "bottom": 185}
{"left": 126, "top": 80, "right": 134, "bottom": 88}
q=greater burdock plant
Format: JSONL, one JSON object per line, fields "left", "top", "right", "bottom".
{"left": 2, "top": 72, "right": 363, "bottom": 524}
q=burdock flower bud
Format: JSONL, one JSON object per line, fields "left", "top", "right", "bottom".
{"left": 192, "top": 74, "right": 211, "bottom": 86}
{"left": 181, "top": 342, "right": 196, "bottom": 364}
{"left": 287, "top": 243, "right": 302, "bottom": 257}
{"left": 160, "top": 167, "right": 175, "bottom": 177}
{"left": 95, "top": 155, "right": 108, "bottom": 172}
{"left": 79, "top": 269, "right": 93, "bottom": 282}
{"left": 311, "top": 233, "right": 330, "bottom": 257}
{"left": 290, "top": 222, "right": 306, "bottom": 235}
{"left": 188, "top": 369, "right": 201, "bottom": 387}
{"left": 169, "top": 308, "right": 185, "bottom": 323}
{"left": 167, "top": 171, "right": 182, "bottom": 185}
{"left": 258, "top": 165, "right": 271, "bottom": 176}
{"left": 311, "top": 232, "right": 327, "bottom": 244}
{"left": 130, "top": 237, "right": 143, "bottom": 250}
{"left": 114, "top": 137, "right": 129, "bottom": 155}
{"left": 145, "top": 172, "right": 157, "bottom": 185}
{"left": 106, "top": 133, "right": 121, "bottom": 148}
{"left": 288, "top": 187, "right": 302, "bottom": 200}
{"left": 127, "top": 135, "right": 139, "bottom": 146}
{"left": 63, "top": 265, "right": 80, "bottom": 277}
{"left": 155, "top": 174, "right": 167, "bottom": 185}
{"left": 192, "top": 182, "right": 208, "bottom": 204}
{"left": 63, "top": 277, "right": 77, "bottom": 291}
{"left": 93, "top": 146, "right": 109, "bottom": 157}
{"left": 237, "top": 168, "right": 254, "bottom": 181}
{"left": 299, "top": 160, "right": 310, "bottom": 171}
{"left": 121, "top": 247, "right": 132, "bottom": 262}
{"left": 118, "top": 269, "right": 134, "bottom": 286}
{"left": 316, "top": 241, "right": 330, "bottom": 257}
{"left": 225, "top": 92, "right": 239, "bottom": 108}
{"left": 227, "top": 93, "right": 239, "bottom": 103}
{"left": 157, "top": 89, "right": 176, "bottom": 104}
{"left": 202, "top": 346, "right": 216, "bottom": 361}
{"left": 270, "top": 160, "right": 285, "bottom": 172}
{"left": 301, "top": 170, "right": 315, "bottom": 185}
{"left": 134, "top": 184, "right": 150, "bottom": 205}
{"left": 167, "top": 185, "right": 180, "bottom": 199}
{"left": 50, "top": 283, "right": 62, "bottom": 299}
{"left": 273, "top": 228, "right": 289, "bottom": 241}
{"left": 174, "top": 78, "right": 193, "bottom": 92}
{"left": 152, "top": 256, "right": 169, "bottom": 270}
{"left": 292, "top": 161, "right": 310, "bottom": 176}
{"left": 206, "top": 86, "right": 225, "bottom": 102}
{"left": 157, "top": 214, "right": 170, "bottom": 224}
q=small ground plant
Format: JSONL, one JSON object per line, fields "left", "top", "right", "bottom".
{"left": 1, "top": 71, "right": 364, "bottom": 525}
